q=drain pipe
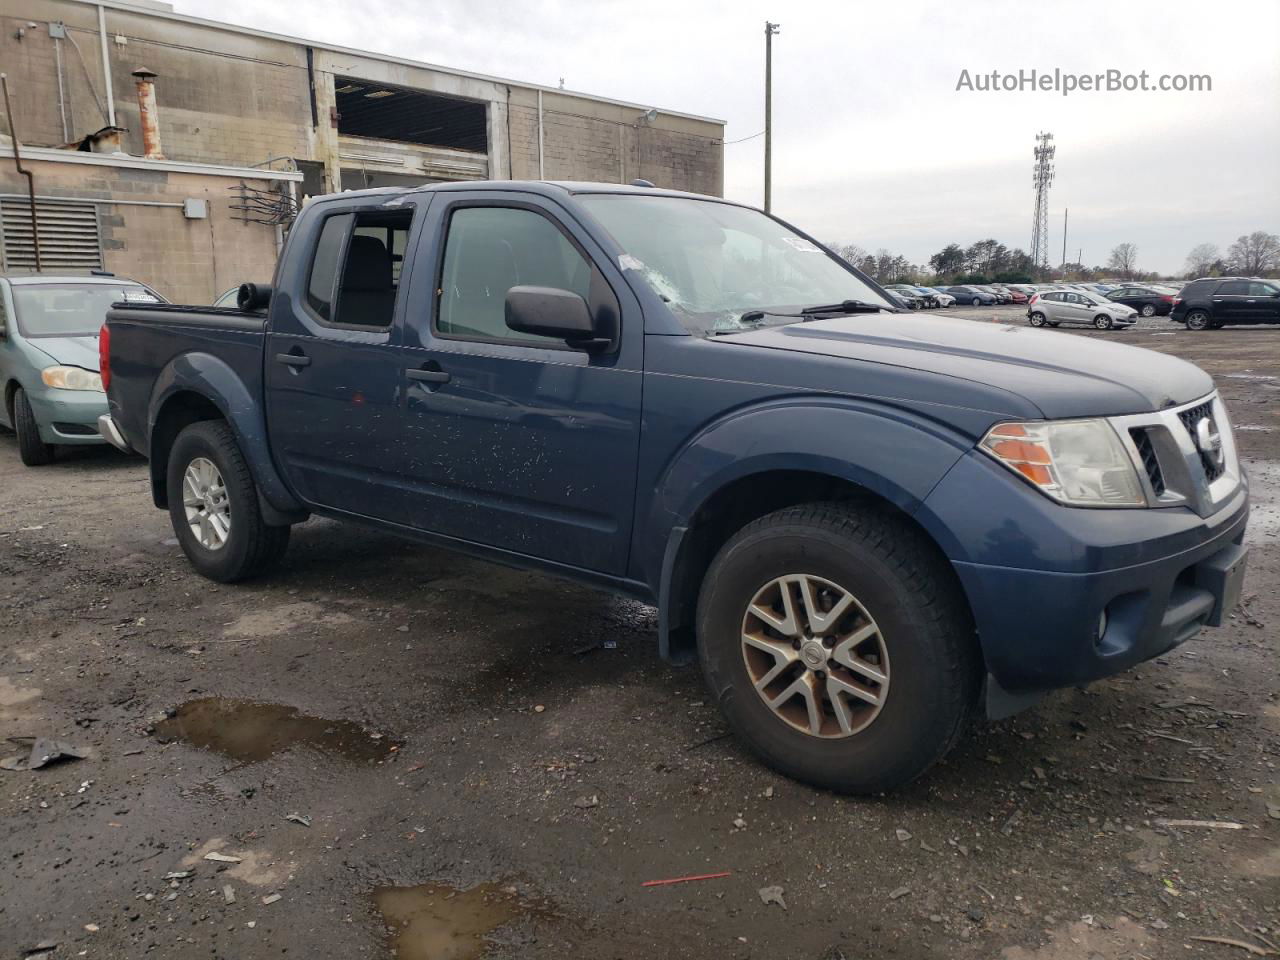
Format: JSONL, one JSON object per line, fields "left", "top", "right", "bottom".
{"left": 1, "top": 74, "right": 43, "bottom": 272}
{"left": 536, "top": 89, "right": 544, "bottom": 179}
{"left": 132, "top": 67, "right": 163, "bottom": 159}
{"left": 97, "top": 4, "right": 116, "bottom": 127}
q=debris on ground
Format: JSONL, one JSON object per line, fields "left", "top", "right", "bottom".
{"left": 1155, "top": 818, "right": 1245, "bottom": 830}
{"left": 757, "top": 885, "right": 786, "bottom": 910}
{"left": 223, "top": 885, "right": 236, "bottom": 904}
{"left": 888, "top": 886, "right": 911, "bottom": 900}
{"left": 204, "top": 851, "right": 244, "bottom": 863}
{"left": 573, "top": 795, "right": 599, "bottom": 809}
{"left": 285, "top": 812, "right": 312, "bottom": 827}
{"left": 22, "top": 941, "right": 58, "bottom": 957}
{"left": 1, "top": 737, "right": 88, "bottom": 772}
{"left": 641, "top": 871, "right": 731, "bottom": 888}
{"left": 895, "top": 828, "right": 912, "bottom": 842}
{"left": 1188, "top": 935, "right": 1275, "bottom": 956}
{"left": 262, "top": 894, "right": 282, "bottom": 905}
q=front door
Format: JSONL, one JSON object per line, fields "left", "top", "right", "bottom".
{"left": 389, "top": 193, "right": 643, "bottom": 576}
{"left": 264, "top": 197, "right": 426, "bottom": 516}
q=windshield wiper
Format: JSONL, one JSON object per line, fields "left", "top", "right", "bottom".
{"left": 734, "top": 300, "right": 896, "bottom": 325}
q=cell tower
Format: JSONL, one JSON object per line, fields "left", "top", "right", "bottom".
{"left": 1030, "top": 132, "right": 1055, "bottom": 274}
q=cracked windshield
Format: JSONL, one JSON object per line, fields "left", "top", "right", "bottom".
{"left": 578, "top": 194, "right": 894, "bottom": 334}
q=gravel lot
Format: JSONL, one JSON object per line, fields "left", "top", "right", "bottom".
{"left": 1, "top": 310, "right": 1277, "bottom": 960}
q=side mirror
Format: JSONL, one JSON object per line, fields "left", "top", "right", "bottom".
{"left": 505, "top": 286, "right": 604, "bottom": 349}
{"left": 237, "top": 282, "right": 273, "bottom": 312}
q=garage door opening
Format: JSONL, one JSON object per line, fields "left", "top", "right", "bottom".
{"left": 334, "top": 77, "right": 488, "bottom": 154}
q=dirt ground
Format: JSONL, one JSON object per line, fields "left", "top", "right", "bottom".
{"left": 1, "top": 309, "right": 1277, "bottom": 960}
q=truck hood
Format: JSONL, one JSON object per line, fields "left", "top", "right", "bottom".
{"left": 718, "top": 313, "right": 1213, "bottom": 418}
{"left": 27, "top": 336, "right": 101, "bottom": 372}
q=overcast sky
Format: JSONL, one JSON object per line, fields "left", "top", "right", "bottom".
{"left": 180, "top": 0, "right": 1280, "bottom": 275}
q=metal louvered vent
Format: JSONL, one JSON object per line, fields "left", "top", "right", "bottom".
{"left": 1129, "top": 428, "right": 1165, "bottom": 495}
{"left": 0, "top": 198, "right": 103, "bottom": 271}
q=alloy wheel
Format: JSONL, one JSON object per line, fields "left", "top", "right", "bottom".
{"left": 1141, "top": 304, "right": 1155, "bottom": 317}
{"left": 740, "top": 574, "right": 889, "bottom": 739}
{"left": 182, "top": 457, "right": 231, "bottom": 550}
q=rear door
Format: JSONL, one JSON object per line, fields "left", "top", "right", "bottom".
{"left": 264, "top": 195, "right": 427, "bottom": 515}
{"left": 1211, "top": 280, "right": 1250, "bottom": 323}
{"left": 388, "top": 191, "right": 644, "bottom": 575}
{"left": 1246, "top": 281, "right": 1280, "bottom": 323}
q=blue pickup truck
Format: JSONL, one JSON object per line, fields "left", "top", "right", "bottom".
{"left": 99, "top": 181, "right": 1249, "bottom": 793}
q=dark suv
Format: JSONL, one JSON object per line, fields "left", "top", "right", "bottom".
{"left": 1171, "top": 277, "right": 1280, "bottom": 330}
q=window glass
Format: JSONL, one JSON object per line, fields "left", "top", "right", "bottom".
{"left": 437, "top": 206, "right": 592, "bottom": 344}
{"left": 12, "top": 283, "right": 159, "bottom": 338}
{"left": 1249, "top": 282, "right": 1278, "bottom": 296}
{"left": 335, "top": 211, "right": 412, "bottom": 328}
{"left": 1217, "top": 280, "right": 1249, "bottom": 295}
{"left": 306, "top": 213, "right": 352, "bottom": 321}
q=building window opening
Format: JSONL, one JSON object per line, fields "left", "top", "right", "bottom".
{"left": 334, "top": 77, "right": 488, "bottom": 153}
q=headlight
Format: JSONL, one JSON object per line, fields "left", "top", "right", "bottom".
{"left": 980, "top": 419, "right": 1145, "bottom": 507}
{"left": 41, "top": 366, "right": 104, "bottom": 392}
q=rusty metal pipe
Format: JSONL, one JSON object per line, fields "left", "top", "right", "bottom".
{"left": 0, "top": 73, "right": 42, "bottom": 273}
{"left": 132, "top": 67, "right": 163, "bottom": 160}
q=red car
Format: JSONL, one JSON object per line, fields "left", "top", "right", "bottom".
{"left": 993, "top": 286, "right": 1028, "bottom": 304}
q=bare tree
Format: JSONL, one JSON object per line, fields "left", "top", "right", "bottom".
{"left": 1184, "top": 243, "right": 1220, "bottom": 278}
{"left": 1107, "top": 242, "right": 1139, "bottom": 279}
{"left": 826, "top": 242, "right": 867, "bottom": 265}
{"left": 1226, "top": 231, "right": 1280, "bottom": 276}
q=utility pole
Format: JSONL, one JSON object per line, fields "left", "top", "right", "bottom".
{"left": 1030, "top": 132, "right": 1054, "bottom": 276}
{"left": 764, "top": 21, "right": 781, "bottom": 213}
{"left": 1061, "top": 208, "right": 1068, "bottom": 276}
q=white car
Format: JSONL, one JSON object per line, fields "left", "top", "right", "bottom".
{"left": 915, "top": 286, "right": 956, "bottom": 308}
{"left": 1026, "top": 290, "right": 1138, "bottom": 330}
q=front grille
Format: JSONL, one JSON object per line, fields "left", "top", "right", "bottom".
{"left": 1129, "top": 428, "right": 1165, "bottom": 495}
{"left": 1176, "top": 401, "right": 1224, "bottom": 482}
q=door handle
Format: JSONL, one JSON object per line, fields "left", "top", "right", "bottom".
{"left": 406, "top": 368, "right": 450, "bottom": 384}
{"left": 275, "top": 353, "right": 311, "bottom": 367}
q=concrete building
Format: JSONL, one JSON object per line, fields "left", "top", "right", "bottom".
{"left": 0, "top": 0, "right": 725, "bottom": 302}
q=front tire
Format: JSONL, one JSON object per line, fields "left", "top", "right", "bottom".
{"left": 696, "top": 503, "right": 980, "bottom": 794}
{"left": 166, "top": 420, "right": 290, "bottom": 582}
{"left": 13, "top": 388, "right": 54, "bottom": 466}
{"left": 1093, "top": 314, "right": 1113, "bottom": 330}
{"left": 1185, "top": 310, "right": 1211, "bottom": 331}
{"left": 971, "top": 297, "right": 981, "bottom": 306}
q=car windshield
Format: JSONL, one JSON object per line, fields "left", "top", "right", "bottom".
{"left": 12, "top": 282, "right": 160, "bottom": 337}
{"left": 576, "top": 194, "right": 894, "bottom": 334}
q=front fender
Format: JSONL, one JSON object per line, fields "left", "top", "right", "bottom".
{"left": 148, "top": 352, "right": 302, "bottom": 514}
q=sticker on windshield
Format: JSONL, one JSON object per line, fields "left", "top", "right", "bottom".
{"left": 619, "top": 254, "right": 645, "bottom": 272}
{"left": 781, "top": 237, "right": 822, "bottom": 253}
{"left": 122, "top": 290, "right": 160, "bottom": 303}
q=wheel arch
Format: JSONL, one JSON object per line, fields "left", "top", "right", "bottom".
{"left": 147, "top": 353, "right": 304, "bottom": 521}
{"left": 648, "top": 401, "right": 978, "bottom": 666}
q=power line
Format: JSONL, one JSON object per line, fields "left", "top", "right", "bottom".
{"left": 724, "top": 130, "right": 765, "bottom": 144}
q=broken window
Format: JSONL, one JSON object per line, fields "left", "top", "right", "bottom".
{"left": 334, "top": 77, "right": 488, "bottom": 153}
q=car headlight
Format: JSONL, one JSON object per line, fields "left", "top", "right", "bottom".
{"left": 41, "top": 366, "right": 104, "bottom": 392}
{"left": 980, "top": 419, "right": 1145, "bottom": 507}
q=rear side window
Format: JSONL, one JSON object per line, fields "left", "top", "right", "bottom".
{"left": 1249, "top": 282, "right": 1278, "bottom": 296}
{"left": 305, "top": 209, "right": 414, "bottom": 329}
{"left": 1217, "top": 280, "right": 1249, "bottom": 296}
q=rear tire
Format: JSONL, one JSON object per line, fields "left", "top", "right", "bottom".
{"left": 166, "top": 420, "right": 290, "bottom": 582}
{"left": 1185, "top": 310, "right": 1211, "bottom": 331}
{"left": 13, "top": 388, "right": 54, "bottom": 466}
{"left": 696, "top": 502, "right": 981, "bottom": 794}
{"left": 1028, "top": 311, "right": 1047, "bottom": 327}
{"left": 1140, "top": 304, "right": 1155, "bottom": 317}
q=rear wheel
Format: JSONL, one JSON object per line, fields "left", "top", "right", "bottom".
{"left": 1140, "top": 304, "right": 1156, "bottom": 317}
{"left": 1093, "top": 314, "right": 1113, "bottom": 330}
{"left": 696, "top": 503, "right": 980, "bottom": 794}
{"left": 1185, "top": 310, "right": 1211, "bottom": 331}
{"left": 1028, "top": 311, "right": 1047, "bottom": 327}
{"left": 166, "top": 420, "right": 290, "bottom": 582}
{"left": 13, "top": 388, "right": 54, "bottom": 466}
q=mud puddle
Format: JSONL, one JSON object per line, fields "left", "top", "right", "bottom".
{"left": 373, "top": 882, "right": 550, "bottom": 960}
{"left": 154, "top": 697, "right": 399, "bottom": 763}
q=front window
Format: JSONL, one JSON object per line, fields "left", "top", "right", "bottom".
{"left": 577, "top": 194, "right": 892, "bottom": 335}
{"left": 12, "top": 283, "right": 160, "bottom": 338}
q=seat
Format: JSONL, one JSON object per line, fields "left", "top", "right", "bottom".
{"left": 338, "top": 235, "right": 397, "bottom": 327}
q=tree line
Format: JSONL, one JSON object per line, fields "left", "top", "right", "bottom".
{"left": 826, "top": 230, "right": 1279, "bottom": 285}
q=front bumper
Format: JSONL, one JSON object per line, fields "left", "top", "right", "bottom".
{"left": 922, "top": 451, "right": 1250, "bottom": 696}
{"left": 98, "top": 414, "right": 132, "bottom": 453}
{"left": 27, "top": 386, "right": 109, "bottom": 445}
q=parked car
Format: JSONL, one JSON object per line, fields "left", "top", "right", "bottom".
{"left": 1106, "top": 285, "right": 1175, "bottom": 317}
{"left": 991, "top": 285, "right": 1028, "bottom": 305}
{"left": 0, "top": 272, "right": 162, "bottom": 465}
{"left": 915, "top": 286, "right": 956, "bottom": 308}
{"left": 886, "top": 289, "right": 924, "bottom": 309}
{"left": 945, "top": 285, "right": 997, "bottom": 306}
{"left": 1171, "top": 277, "right": 1280, "bottom": 330}
{"left": 1027, "top": 290, "right": 1138, "bottom": 330}
{"left": 976, "top": 285, "right": 1012, "bottom": 304}
{"left": 99, "top": 179, "right": 1248, "bottom": 795}
{"left": 886, "top": 285, "right": 929, "bottom": 309}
